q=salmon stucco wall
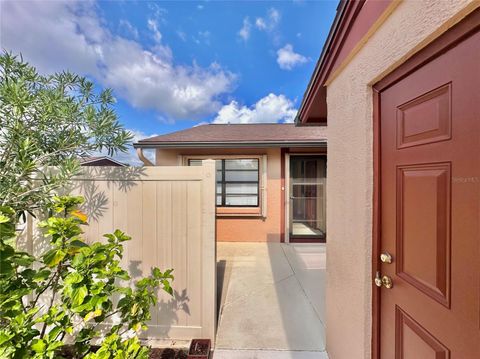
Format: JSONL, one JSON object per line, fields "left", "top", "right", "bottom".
{"left": 156, "top": 147, "right": 283, "bottom": 242}
{"left": 325, "top": 1, "right": 479, "bottom": 358}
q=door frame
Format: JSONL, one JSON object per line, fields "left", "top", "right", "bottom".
{"left": 285, "top": 152, "right": 327, "bottom": 243}
{"left": 371, "top": 9, "right": 480, "bottom": 358}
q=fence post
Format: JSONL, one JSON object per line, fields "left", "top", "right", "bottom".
{"left": 201, "top": 160, "right": 216, "bottom": 342}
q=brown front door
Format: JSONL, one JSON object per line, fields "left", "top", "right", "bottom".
{"left": 376, "top": 22, "right": 480, "bottom": 358}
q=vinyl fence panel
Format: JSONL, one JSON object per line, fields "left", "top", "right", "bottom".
{"left": 23, "top": 161, "right": 217, "bottom": 345}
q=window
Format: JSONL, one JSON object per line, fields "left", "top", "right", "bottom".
{"left": 189, "top": 158, "right": 259, "bottom": 207}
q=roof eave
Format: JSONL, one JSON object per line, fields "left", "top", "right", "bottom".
{"left": 133, "top": 140, "right": 327, "bottom": 149}
{"left": 295, "top": 0, "right": 349, "bottom": 125}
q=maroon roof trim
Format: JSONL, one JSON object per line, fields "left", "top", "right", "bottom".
{"left": 296, "top": 0, "right": 393, "bottom": 125}
{"left": 296, "top": 0, "right": 357, "bottom": 125}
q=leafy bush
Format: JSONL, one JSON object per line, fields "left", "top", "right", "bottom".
{"left": 0, "top": 52, "right": 132, "bottom": 219}
{"left": 0, "top": 196, "right": 174, "bottom": 358}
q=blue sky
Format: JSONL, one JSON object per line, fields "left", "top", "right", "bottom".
{"left": 1, "top": 0, "right": 338, "bottom": 163}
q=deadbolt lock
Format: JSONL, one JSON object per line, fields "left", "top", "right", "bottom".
{"left": 375, "top": 271, "right": 393, "bottom": 289}
{"left": 380, "top": 252, "right": 393, "bottom": 264}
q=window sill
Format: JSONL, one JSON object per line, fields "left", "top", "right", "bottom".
{"left": 216, "top": 207, "right": 263, "bottom": 217}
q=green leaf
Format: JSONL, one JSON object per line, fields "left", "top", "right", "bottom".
{"left": 115, "top": 287, "right": 132, "bottom": 299}
{"left": 152, "top": 267, "right": 162, "bottom": 279}
{"left": 43, "top": 249, "right": 66, "bottom": 267}
{"left": 114, "top": 229, "right": 131, "bottom": 242}
{"left": 72, "top": 252, "right": 85, "bottom": 267}
{"left": 162, "top": 280, "right": 173, "bottom": 296}
{"left": 0, "top": 214, "right": 10, "bottom": 224}
{"left": 64, "top": 272, "right": 83, "bottom": 285}
{"left": 117, "top": 297, "right": 130, "bottom": 309}
{"left": 46, "top": 340, "right": 64, "bottom": 352}
{"left": 84, "top": 309, "right": 102, "bottom": 322}
{"left": 92, "top": 252, "right": 107, "bottom": 262}
{"left": 33, "top": 269, "right": 51, "bottom": 282}
{"left": 11, "top": 252, "right": 35, "bottom": 266}
{"left": 20, "top": 268, "right": 36, "bottom": 280}
{"left": 47, "top": 326, "right": 62, "bottom": 341}
{"left": 164, "top": 268, "right": 174, "bottom": 279}
{"left": 0, "top": 331, "right": 14, "bottom": 346}
{"left": 31, "top": 339, "right": 46, "bottom": 353}
{"left": 70, "top": 239, "right": 88, "bottom": 248}
{"left": 71, "top": 285, "right": 88, "bottom": 306}
{"left": 0, "top": 245, "right": 15, "bottom": 260}
{"left": 115, "top": 270, "right": 130, "bottom": 281}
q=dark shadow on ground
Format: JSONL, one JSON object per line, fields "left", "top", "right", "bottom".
{"left": 216, "top": 259, "right": 227, "bottom": 325}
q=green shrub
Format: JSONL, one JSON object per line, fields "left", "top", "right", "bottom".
{"left": 0, "top": 196, "right": 174, "bottom": 358}
{"left": 0, "top": 52, "right": 132, "bottom": 220}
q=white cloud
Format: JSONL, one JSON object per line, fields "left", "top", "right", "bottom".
{"left": 255, "top": 8, "right": 281, "bottom": 31}
{"left": 276, "top": 44, "right": 309, "bottom": 70}
{"left": 119, "top": 19, "right": 139, "bottom": 39}
{"left": 1, "top": 0, "right": 236, "bottom": 120}
{"left": 198, "top": 30, "right": 211, "bottom": 45}
{"left": 269, "top": 8, "right": 281, "bottom": 24}
{"left": 177, "top": 30, "right": 187, "bottom": 41}
{"left": 238, "top": 17, "right": 252, "bottom": 41}
{"left": 252, "top": 8, "right": 282, "bottom": 45}
{"left": 194, "top": 121, "right": 210, "bottom": 127}
{"left": 92, "top": 129, "right": 157, "bottom": 166}
{"left": 148, "top": 3, "right": 168, "bottom": 23}
{"left": 0, "top": 1, "right": 100, "bottom": 77}
{"left": 147, "top": 18, "right": 162, "bottom": 43}
{"left": 128, "top": 129, "right": 157, "bottom": 144}
{"left": 192, "top": 31, "right": 211, "bottom": 46}
{"left": 255, "top": 18, "right": 267, "bottom": 30}
{"left": 102, "top": 43, "right": 235, "bottom": 118}
{"left": 213, "top": 93, "right": 297, "bottom": 124}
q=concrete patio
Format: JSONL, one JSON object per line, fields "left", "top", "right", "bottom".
{"left": 215, "top": 242, "right": 327, "bottom": 358}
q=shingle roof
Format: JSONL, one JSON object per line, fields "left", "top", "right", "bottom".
{"left": 79, "top": 156, "right": 127, "bottom": 166}
{"left": 134, "top": 124, "right": 327, "bottom": 148}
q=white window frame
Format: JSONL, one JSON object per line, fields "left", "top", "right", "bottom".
{"left": 183, "top": 154, "right": 267, "bottom": 218}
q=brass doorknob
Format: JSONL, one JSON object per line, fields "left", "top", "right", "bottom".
{"left": 380, "top": 252, "right": 392, "bottom": 263}
{"left": 382, "top": 275, "right": 393, "bottom": 289}
{"left": 375, "top": 271, "right": 393, "bottom": 289}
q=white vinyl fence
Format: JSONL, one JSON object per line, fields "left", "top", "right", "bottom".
{"left": 24, "top": 161, "right": 217, "bottom": 344}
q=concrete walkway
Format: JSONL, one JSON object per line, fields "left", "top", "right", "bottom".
{"left": 215, "top": 243, "right": 327, "bottom": 358}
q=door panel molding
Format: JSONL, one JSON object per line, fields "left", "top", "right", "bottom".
{"left": 395, "top": 306, "right": 450, "bottom": 359}
{"left": 396, "top": 162, "right": 451, "bottom": 308}
{"left": 396, "top": 83, "right": 452, "bottom": 149}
